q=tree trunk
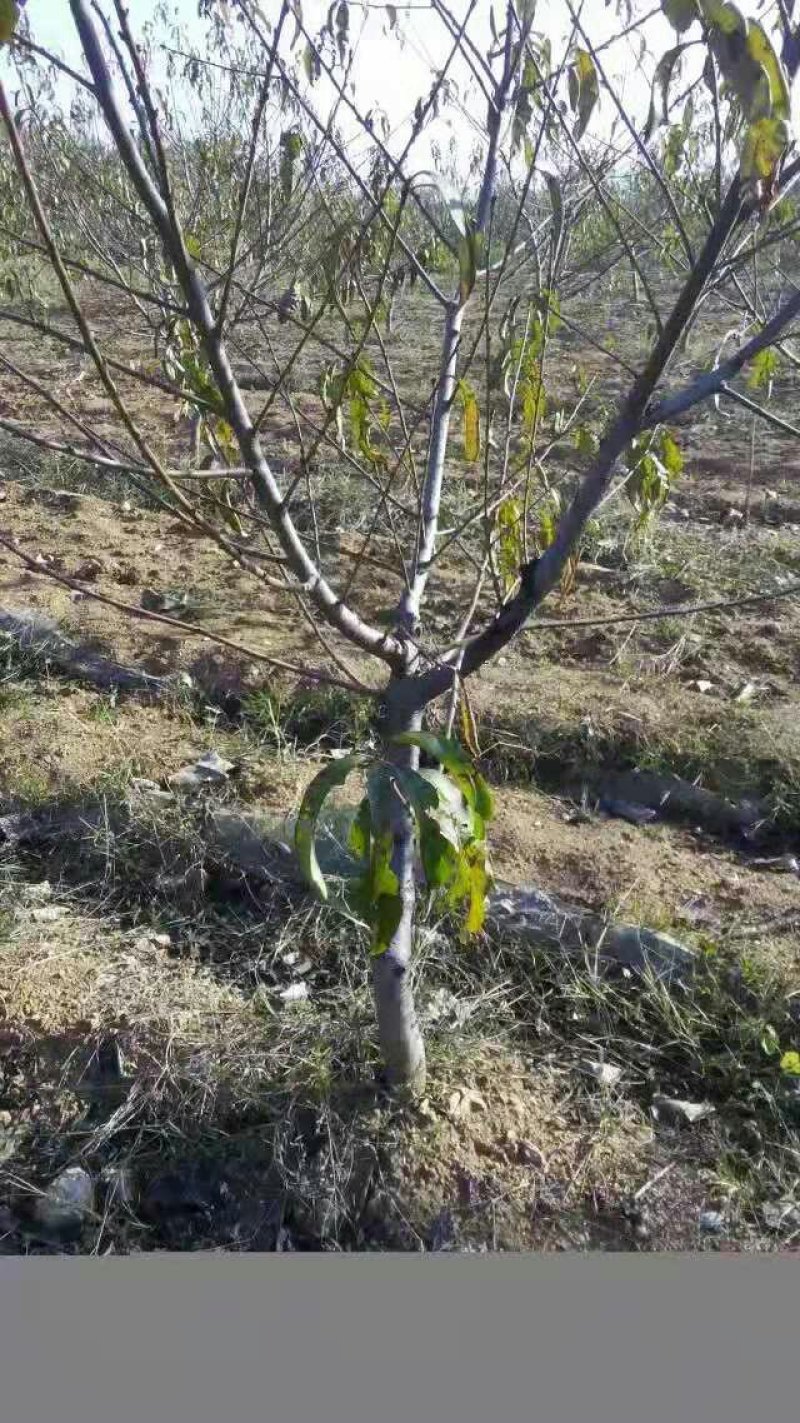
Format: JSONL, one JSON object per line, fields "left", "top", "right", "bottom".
{"left": 370, "top": 683, "right": 427, "bottom": 1095}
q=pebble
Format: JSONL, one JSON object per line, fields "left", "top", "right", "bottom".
{"left": 698, "top": 1209, "right": 725, "bottom": 1235}
{"left": 32, "top": 1166, "right": 95, "bottom": 1239}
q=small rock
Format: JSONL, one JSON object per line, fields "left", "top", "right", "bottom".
{"left": 32, "top": 1166, "right": 95, "bottom": 1239}
{"left": 28, "top": 904, "right": 64, "bottom": 923}
{"left": 141, "top": 588, "right": 189, "bottom": 615}
{"left": 722, "top": 507, "right": 744, "bottom": 527}
{"left": 279, "top": 981, "right": 309, "bottom": 1004}
{"left": 73, "top": 559, "right": 103, "bottom": 582}
{"left": 169, "top": 749, "right": 237, "bottom": 791}
{"left": 761, "top": 1201, "right": 800, "bottom": 1232}
{"left": 749, "top": 855, "right": 799, "bottom": 877}
{"left": 698, "top": 1209, "right": 725, "bottom": 1235}
{"left": 584, "top": 1060, "right": 623, "bottom": 1088}
{"left": 651, "top": 1095, "right": 714, "bottom": 1126}
{"left": 448, "top": 1088, "right": 487, "bottom": 1120}
{"left": 734, "top": 681, "right": 758, "bottom": 704}
{"left": 694, "top": 679, "right": 714, "bottom": 694}
{"left": 21, "top": 881, "right": 52, "bottom": 904}
{"left": 515, "top": 1140, "right": 547, "bottom": 1169}
{"left": 0, "top": 1110, "right": 12, "bottom": 1128}
{"left": 129, "top": 778, "right": 173, "bottom": 804}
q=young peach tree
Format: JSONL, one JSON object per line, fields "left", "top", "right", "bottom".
{"left": 1, "top": 0, "right": 800, "bottom": 1091}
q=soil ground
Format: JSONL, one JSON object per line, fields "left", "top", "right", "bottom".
{"left": 1, "top": 275, "right": 799, "bottom": 1254}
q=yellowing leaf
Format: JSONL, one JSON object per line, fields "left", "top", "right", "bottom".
{"left": 747, "top": 21, "right": 790, "bottom": 120}
{"left": 568, "top": 47, "right": 599, "bottom": 140}
{"left": 748, "top": 346, "right": 779, "bottom": 391}
{"left": 459, "top": 381, "right": 480, "bottom": 462}
{"left": 741, "top": 116, "right": 790, "bottom": 181}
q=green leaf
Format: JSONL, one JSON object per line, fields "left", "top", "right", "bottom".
{"left": 780, "top": 1050, "right": 800, "bottom": 1076}
{"left": 658, "top": 429, "right": 684, "bottom": 477}
{"left": 702, "top": 4, "right": 789, "bottom": 126}
{"left": 419, "top": 818, "right": 459, "bottom": 889}
{"left": 392, "top": 730, "right": 471, "bottom": 768}
{"left": 568, "top": 48, "right": 599, "bottom": 140}
{"left": 185, "top": 234, "right": 202, "bottom": 261}
{"left": 294, "top": 753, "right": 366, "bottom": 900}
{"left": 748, "top": 346, "right": 779, "bottom": 391}
{"left": 0, "top": 0, "right": 19, "bottom": 44}
{"left": 661, "top": 0, "right": 698, "bottom": 33}
{"left": 370, "top": 889, "right": 404, "bottom": 955}
{"left": 458, "top": 380, "right": 481, "bottom": 462}
{"left": 392, "top": 766, "right": 440, "bottom": 820}
{"left": 573, "top": 425, "right": 599, "bottom": 458}
{"left": 348, "top": 796, "right": 372, "bottom": 860}
{"left": 417, "top": 768, "right": 474, "bottom": 845}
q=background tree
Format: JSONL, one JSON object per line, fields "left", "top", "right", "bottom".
{"left": 1, "top": 0, "right": 800, "bottom": 1093}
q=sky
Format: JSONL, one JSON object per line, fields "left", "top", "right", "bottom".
{"left": 13, "top": 1, "right": 678, "bottom": 151}
{"left": 11, "top": 1, "right": 794, "bottom": 188}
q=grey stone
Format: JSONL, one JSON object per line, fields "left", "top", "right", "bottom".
{"left": 486, "top": 884, "right": 695, "bottom": 981}
{"left": 698, "top": 1209, "right": 726, "bottom": 1234}
{"left": 651, "top": 1096, "right": 715, "bottom": 1126}
{"left": 32, "top": 1166, "right": 95, "bottom": 1239}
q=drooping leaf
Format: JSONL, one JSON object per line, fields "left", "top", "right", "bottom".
{"left": 417, "top": 768, "right": 474, "bottom": 845}
{"left": 495, "top": 496, "right": 524, "bottom": 594}
{"left": 457, "top": 223, "right": 481, "bottom": 306}
{"left": 544, "top": 172, "right": 564, "bottom": 250}
{"left": 657, "top": 429, "right": 684, "bottom": 477}
{"left": 458, "top": 380, "right": 481, "bottom": 462}
{"left": 294, "top": 753, "right": 366, "bottom": 900}
{"left": 748, "top": 346, "right": 779, "bottom": 391}
{"left": 740, "top": 115, "right": 790, "bottom": 181}
{"left": 419, "top": 818, "right": 459, "bottom": 889}
{"left": 652, "top": 45, "right": 689, "bottom": 128}
{"left": 746, "top": 20, "right": 790, "bottom": 119}
{"left": 370, "top": 886, "right": 404, "bottom": 955}
{"left": 357, "top": 828, "right": 403, "bottom": 956}
{"left": 459, "top": 694, "right": 481, "bottom": 761}
{"left": 568, "top": 48, "right": 599, "bottom": 140}
{"left": 279, "top": 128, "right": 304, "bottom": 202}
{"left": 464, "top": 849, "right": 491, "bottom": 934}
{"left": 348, "top": 795, "right": 372, "bottom": 861}
{"left": 392, "top": 730, "right": 471, "bottom": 768}
{"left": 392, "top": 765, "right": 441, "bottom": 821}
{"left": 0, "top": 0, "right": 19, "bottom": 44}
{"left": 661, "top": 0, "right": 698, "bottom": 33}
{"left": 702, "top": 3, "right": 789, "bottom": 126}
